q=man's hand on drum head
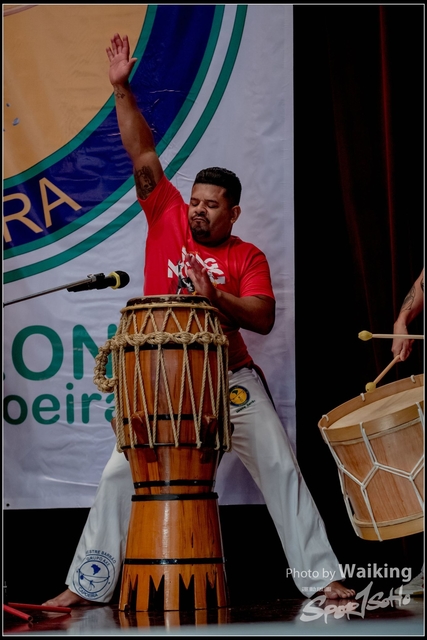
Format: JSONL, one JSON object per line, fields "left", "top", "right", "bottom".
{"left": 185, "top": 253, "right": 216, "bottom": 301}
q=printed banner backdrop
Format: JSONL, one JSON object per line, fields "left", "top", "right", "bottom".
{"left": 3, "top": 4, "right": 294, "bottom": 509}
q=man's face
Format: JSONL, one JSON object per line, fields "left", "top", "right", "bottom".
{"left": 188, "top": 183, "right": 240, "bottom": 246}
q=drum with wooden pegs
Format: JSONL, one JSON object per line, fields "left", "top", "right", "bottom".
{"left": 94, "top": 295, "right": 231, "bottom": 611}
{"left": 318, "top": 374, "right": 424, "bottom": 541}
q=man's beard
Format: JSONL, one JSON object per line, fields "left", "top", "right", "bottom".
{"left": 190, "top": 225, "right": 211, "bottom": 242}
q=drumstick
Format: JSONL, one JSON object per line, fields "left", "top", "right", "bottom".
{"left": 3, "top": 604, "right": 33, "bottom": 622}
{"left": 365, "top": 355, "right": 402, "bottom": 393}
{"left": 359, "top": 330, "right": 424, "bottom": 341}
{"left": 8, "top": 602, "right": 72, "bottom": 614}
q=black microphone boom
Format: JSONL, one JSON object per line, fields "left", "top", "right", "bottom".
{"left": 67, "top": 271, "right": 130, "bottom": 292}
{"left": 3, "top": 270, "right": 131, "bottom": 306}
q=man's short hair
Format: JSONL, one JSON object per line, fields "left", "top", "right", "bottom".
{"left": 194, "top": 167, "right": 242, "bottom": 206}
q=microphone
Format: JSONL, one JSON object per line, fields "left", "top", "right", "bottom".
{"left": 67, "top": 271, "right": 130, "bottom": 292}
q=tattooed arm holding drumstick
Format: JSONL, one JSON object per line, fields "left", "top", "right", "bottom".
{"left": 392, "top": 268, "right": 424, "bottom": 361}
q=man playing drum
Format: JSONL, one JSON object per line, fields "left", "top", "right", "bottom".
{"left": 44, "top": 33, "right": 354, "bottom": 607}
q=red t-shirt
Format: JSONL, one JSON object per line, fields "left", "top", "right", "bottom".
{"left": 138, "top": 175, "right": 275, "bottom": 370}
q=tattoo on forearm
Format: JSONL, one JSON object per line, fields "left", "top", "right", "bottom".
{"left": 134, "top": 166, "right": 156, "bottom": 199}
{"left": 400, "top": 285, "right": 416, "bottom": 311}
{"left": 114, "top": 88, "right": 126, "bottom": 99}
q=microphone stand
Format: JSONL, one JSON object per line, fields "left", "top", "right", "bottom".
{"left": 3, "top": 274, "right": 102, "bottom": 307}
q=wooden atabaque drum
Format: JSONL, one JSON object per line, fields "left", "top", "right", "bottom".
{"left": 318, "top": 374, "right": 424, "bottom": 541}
{"left": 94, "top": 295, "right": 231, "bottom": 612}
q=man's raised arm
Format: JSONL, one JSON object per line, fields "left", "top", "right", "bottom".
{"left": 106, "top": 33, "right": 164, "bottom": 199}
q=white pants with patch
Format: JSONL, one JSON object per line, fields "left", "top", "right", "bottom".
{"left": 65, "top": 367, "right": 342, "bottom": 601}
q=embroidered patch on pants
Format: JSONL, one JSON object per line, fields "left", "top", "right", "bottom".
{"left": 73, "top": 550, "right": 116, "bottom": 600}
{"left": 230, "top": 385, "right": 250, "bottom": 406}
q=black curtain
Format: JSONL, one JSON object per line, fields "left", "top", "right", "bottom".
{"left": 294, "top": 4, "right": 424, "bottom": 581}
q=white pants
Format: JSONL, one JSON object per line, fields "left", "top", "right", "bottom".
{"left": 66, "top": 367, "right": 342, "bottom": 601}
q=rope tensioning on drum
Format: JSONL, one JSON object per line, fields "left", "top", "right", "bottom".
{"left": 163, "top": 306, "right": 223, "bottom": 449}
{"left": 320, "top": 411, "right": 424, "bottom": 542}
{"left": 93, "top": 304, "right": 231, "bottom": 453}
{"left": 172, "top": 306, "right": 230, "bottom": 452}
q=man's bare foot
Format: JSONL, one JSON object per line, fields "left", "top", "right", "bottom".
{"left": 318, "top": 581, "right": 356, "bottom": 599}
{"left": 42, "top": 588, "right": 93, "bottom": 607}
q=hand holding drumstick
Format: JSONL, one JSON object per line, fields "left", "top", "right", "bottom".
{"left": 359, "top": 331, "right": 422, "bottom": 391}
{"left": 362, "top": 268, "right": 424, "bottom": 392}
{"left": 392, "top": 268, "right": 424, "bottom": 361}
{"left": 365, "top": 355, "right": 402, "bottom": 393}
